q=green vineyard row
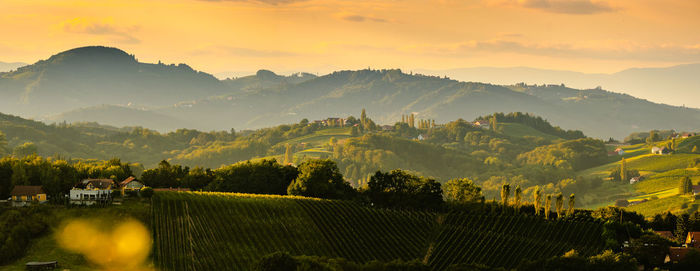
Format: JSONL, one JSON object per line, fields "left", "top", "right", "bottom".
{"left": 151, "top": 192, "right": 605, "bottom": 270}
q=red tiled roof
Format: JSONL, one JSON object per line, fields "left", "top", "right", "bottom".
{"left": 669, "top": 247, "right": 694, "bottom": 262}
{"left": 10, "top": 186, "right": 45, "bottom": 196}
{"left": 119, "top": 176, "right": 137, "bottom": 186}
{"left": 82, "top": 179, "right": 115, "bottom": 189}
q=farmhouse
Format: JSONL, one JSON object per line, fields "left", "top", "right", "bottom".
{"left": 629, "top": 177, "right": 642, "bottom": 184}
{"left": 686, "top": 232, "right": 700, "bottom": 248}
{"left": 120, "top": 176, "right": 144, "bottom": 191}
{"left": 615, "top": 148, "right": 626, "bottom": 155}
{"left": 472, "top": 121, "right": 490, "bottom": 129}
{"left": 9, "top": 186, "right": 47, "bottom": 207}
{"left": 651, "top": 146, "right": 671, "bottom": 155}
{"left": 667, "top": 247, "right": 696, "bottom": 263}
{"left": 70, "top": 179, "right": 116, "bottom": 205}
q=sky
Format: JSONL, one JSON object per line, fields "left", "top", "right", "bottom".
{"left": 1, "top": 0, "right": 699, "bottom": 77}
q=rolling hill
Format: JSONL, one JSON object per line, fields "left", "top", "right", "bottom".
{"left": 1, "top": 46, "right": 699, "bottom": 138}
{"left": 0, "top": 61, "right": 26, "bottom": 72}
{"left": 0, "top": 46, "right": 227, "bottom": 117}
{"left": 45, "top": 105, "right": 193, "bottom": 132}
{"left": 152, "top": 192, "right": 605, "bottom": 270}
{"left": 418, "top": 63, "right": 700, "bottom": 109}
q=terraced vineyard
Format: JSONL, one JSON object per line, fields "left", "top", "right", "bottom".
{"left": 152, "top": 192, "right": 605, "bottom": 270}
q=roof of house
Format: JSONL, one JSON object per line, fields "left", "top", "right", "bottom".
{"left": 669, "top": 247, "right": 695, "bottom": 262}
{"left": 119, "top": 176, "right": 139, "bottom": 187}
{"left": 82, "top": 179, "right": 116, "bottom": 189}
{"left": 10, "top": 186, "right": 45, "bottom": 196}
{"left": 688, "top": 232, "right": 700, "bottom": 240}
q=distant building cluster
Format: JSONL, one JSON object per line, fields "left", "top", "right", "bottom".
{"left": 312, "top": 118, "right": 352, "bottom": 127}
{"left": 654, "top": 231, "right": 700, "bottom": 263}
{"left": 7, "top": 176, "right": 152, "bottom": 207}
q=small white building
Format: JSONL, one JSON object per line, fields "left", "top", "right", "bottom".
{"left": 630, "top": 177, "right": 641, "bottom": 184}
{"left": 70, "top": 179, "right": 115, "bottom": 205}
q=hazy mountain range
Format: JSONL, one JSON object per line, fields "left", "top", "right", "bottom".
{"left": 1, "top": 46, "right": 699, "bottom": 139}
{"left": 0, "top": 61, "right": 27, "bottom": 73}
{"left": 417, "top": 64, "right": 700, "bottom": 109}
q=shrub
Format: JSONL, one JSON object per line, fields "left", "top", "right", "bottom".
{"left": 139, "top": 187, "right": 154, "bottom": 198}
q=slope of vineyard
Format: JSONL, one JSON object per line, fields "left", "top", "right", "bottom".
{"left": 152, "top": 192, "right": 605, "bottom": 270}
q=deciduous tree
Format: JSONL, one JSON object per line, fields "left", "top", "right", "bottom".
{"left": 445, "top": 178, "right": 482, "bottom": 203}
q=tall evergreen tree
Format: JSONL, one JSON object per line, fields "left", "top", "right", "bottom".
{"left": 555, "top": 193, "right": 564, "bottom": 219}
{"left": 567, "top": 194, "right": 575, "bottom": 216}
{"left": 679, "top": 176, "right": 693, "bottom": 195}
{"left": 283, "top": 144, "right": 293, "bottom": 165}
{"left": 676, "top": 213, "right": 691, "bottom": 243}
{"left": 0, "top": 131, "right": 7, "bottom": 155}
{"left": 534, "top": 186, "right": 542, "bottom": 215}
{"left": 544, "top": 195, "right": 552, "bottom": 220}
{"left": 500, "top": 184, "right": 510, "bottom": 206}
{"left": 646, "top": 130, "right": 659, "bottom": 144}
{"left": 360, "top": 109, "right": 367, "bottom": 128}
{"left": 514, "top": 185, "right": 522, "bottom": 212}
{"left": 672, "top": 138, "right": 677, "bottom": 150}
{"left": 620, "top": 158, "right": 628, "bottom": 183}
{"left": 490, "top": 115, "right": 498, "bottom": 131}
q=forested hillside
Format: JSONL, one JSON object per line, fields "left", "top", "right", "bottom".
{"left": 1, "top": 46, "right": 699, "bottom": 138}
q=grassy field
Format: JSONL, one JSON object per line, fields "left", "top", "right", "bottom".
{"left": 575, "top": 137, "right": 700, "bottom": 214}
{"left": 497, "top": 122, "right": 563, "bottom": 141}
{"left": 0, "top": 200, "right": 151, "bottom": 271}
{"left": 277, "top": 127, "right": 352, "bottom": 147}
{"left": 626, "top": 195, "right": 695, "bottom": 217}
{"left": 152, "top": 192, "right": 605, "bottom": 271}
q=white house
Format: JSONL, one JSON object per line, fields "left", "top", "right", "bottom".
{"left": 630, "top": 177, "right": 641, "bottom": 184}
{"left": 70, "top": 179, "right": 115, "bottom": 205}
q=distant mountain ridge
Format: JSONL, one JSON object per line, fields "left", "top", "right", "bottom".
{"left": 417, "top": 64, "right": 700, "bottom": 108}
{"left": 1, "top": 46, "right": 699, "bottom": 138}
{"left": 0, "top": 46, "right": 226, "bottom": 117}
{"left": 0, "top": 61, "right": 27, "bottom": 72}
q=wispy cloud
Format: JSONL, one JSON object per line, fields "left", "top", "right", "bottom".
{"left": 413, "top": 39, "right": 700, "bottom": 62}
{"left": 199, "top": 0, "right": 307, "bottom": 5}
{"left": 341, "top": 14, "right": 387, "bottom": 23}
{"left": 190, "top": 46, "right": 298, "bottom": 58}
{"left": 498, "top": 0, "right": 616, "bottom": 14}
{"left": 61, "top": 18, "right": 140, "bottom": 44}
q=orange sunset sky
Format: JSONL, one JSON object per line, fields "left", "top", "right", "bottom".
{"left": 1, "top": 0, "right": 699, "bottom": 76}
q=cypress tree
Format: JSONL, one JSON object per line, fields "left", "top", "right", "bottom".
{"left": 360, "top": 108, "right": 367, "bottom": 128}
{"left": 680, "top": 176, "right": 693, "bottom": 195}
{"left": 283, "top": 144, "right": 293, "bottom": 165}
{"left": 544, "top": 195, "right": 552, "bottom": 220}
{"left": 514, "top": 185, "right": 522, "bottom": 212}
{"left": 620, "top": 158, "right": 628, "bottom": 183}
{"left": 500, "top": 184, "right": 510, "bottom": 207}
{"left": 555, "top": 193, "right": 564, "bottom": 219}
{"left": 567, "top": 194, "right": 575, "bottom": 216}
{"left": 534, "top": 186, "right": 542, "bottom": 215}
